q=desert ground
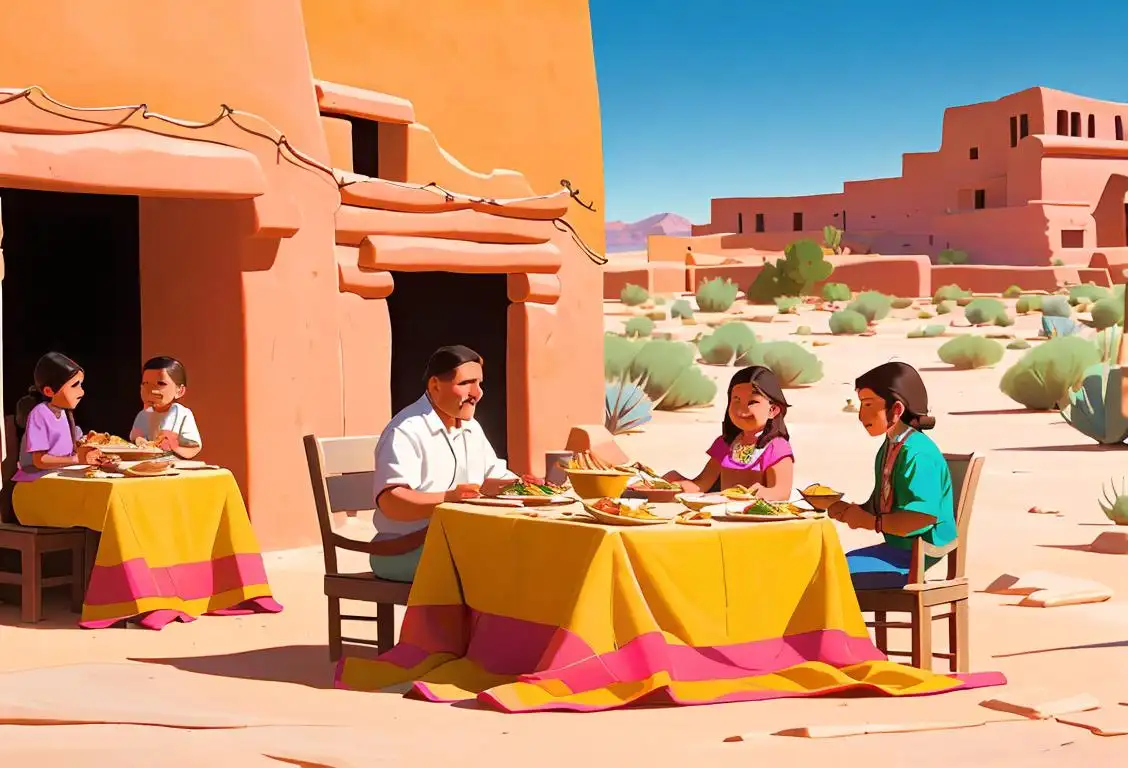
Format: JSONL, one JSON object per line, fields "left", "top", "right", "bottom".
{"left": 2, "top": 278, "right": 1128, "bottom": 766}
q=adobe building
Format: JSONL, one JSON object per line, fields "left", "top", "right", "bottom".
{"left": 0, "top": 0, "right": 604, "bottom": 549}
{"left": 693, "top": 87, "right": 1128, "bottom": 271}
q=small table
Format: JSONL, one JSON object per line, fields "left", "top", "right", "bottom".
{"left": 13, "top": 467, "right": 282, "bottom": 629}
{"left": 335, "top": 501, "right": 1002, "bottom": 712}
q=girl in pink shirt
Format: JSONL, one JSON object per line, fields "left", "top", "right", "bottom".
{"left": 663, "top": 365, "right": 795, "bottom": 501}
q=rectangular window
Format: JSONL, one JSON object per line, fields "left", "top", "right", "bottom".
{"left": 1009, "top": 116, "right": 1018, "bottom": 148}
{"left": 736, "top": 212, "right": 743, "bottom": 234}
{"left": 792, "top": 212, "right": 803, "bottom": 231}
{"left": 974, "top": 189, "right": 986, "bottom": 210}
{"left": 969, "top": 146, "right": 979, "bottom": 160}
{"left": 1071, "top": 111, "right": 1081, "bottom": 137}
{"left": 754, "top": 213, "right": 764, "bottom": 232}
{"left": 1019, "top": 113, "right": 1029, "bottom": 138}
{"left": 1117, "top": 116, "right": 1125, "bottom": 141}
{"left": 1057, "top": 110, "right": 1069, "bottom": 135}
{"left": 1088, "top": 114, "right": 1096, "bottom": 138}
{"left": 841, "top": 209, "right": 847, "bottom": 230}
{"left": 1061, "top": 229, "right": 1085, "bottom": 248}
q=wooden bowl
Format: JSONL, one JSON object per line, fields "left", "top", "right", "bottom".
{"left": 798, "top": 490, "right": 843, "bottom": 511}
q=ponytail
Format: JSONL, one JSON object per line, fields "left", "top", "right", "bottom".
{"left": 14, "top": 384, "right": 46, "bottom": 434}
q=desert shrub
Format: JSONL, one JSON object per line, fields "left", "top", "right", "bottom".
{"left": 697, "top": 321, "right": 757, "bottom": 365}
{"left": 620, "top": 283, "right": 649, "bottom": 306}
{"left": 670, "top": 298, "right": 694, "bottom": 319}
{"left": 696, "top": 277, "right": 739, "bottom": 312}
{"left": 933, "top": 284, "right": 970, "bottom": 303}
{"left": 622, "top": 338, "right": 718, "bottom": 410}
{"left": 956, "top": 295, "right": 974, "bottom": 307}
{"left": 742, "top": 341, "right": 824, "bottom": 387}
{"left": 604, "top": 381, "right": 653, "bottom": 434}
{"left": 938, "top": 248, "right": 969, "bottom": 265}
{"left": 794, "top": 325, "right": 812, "bottom": 335}
{"left": 1052, "top": 258, "right": 1065, "bottom": 266}
{"left": 907, "top": 324, "right": 946, "bottom": 339}
{"left": 1040, "top": 295, "right": 1072, "bottom": 318}
{"left": 1069, "top": 283, "right": 1111, "bottom": 306}
{"left": 653, "top": 296, "right": 667, "bottom": 305}
{"left": 1015, "top": 294, "right": 1042, "bottom": 314}
{"left": 604, "top": 332, "right": 645, "bottom": 380}
{"left": 918, "top": 310, "right": 934, "bottom": 319}
{"left": 747, "top": 239, "right": 834, "bottom": 301}
{"left": 775, "top": 296, "right": 801, "bottom": 314}
{"left": 938, "top": 336, "right": 1005, "bottom": 369}
{"left": 936, "top": 301, "right": 953, "bottom": 315}
{"left": 624, "top": 316, "right": 654, "bottom": 338}
{"left": 823, "top": 225, "right": 844, "bottom": 254}
{"left": 1007, "top": 339, "right": 1031, "bottom": 350}
{"left": 821, "top": 282, "right": 852, "bottom": 302}
{"left": 999, "top": 336, "right": 1101, "bottom": 410}
{"left": 1003, "top": 285, "right": 1023, "bottom": 299}
{"left": 1099, "top": 480, "right": 1128, "bottom": 524}
{"left": 1089, "top": 297, "right": 1124, "bottom": 330}
{"left": 846, "top": 291, "right": 892, "bottom": 323}
{"left": 890, "top": 297, "right": 914, "bottom": 309}
{"left": 963, "top": 297, "right": 1009, "bottom": 326}
{"left": 829, "top": 309, "right": 868, "bottom": 335}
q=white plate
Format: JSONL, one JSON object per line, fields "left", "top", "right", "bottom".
{"left": 675, "top": 492, "right": 730, "bottom": 510}
{"left": 172, "top": 460, "right": 222, "bottom": 470}
{"left": 579, "top": 498, "right": 669, "bottom": 526}
{"left": 702, "top": 501, "right": 810, "bottom": 522}
{"left": 496, "top": 494, "right": 573, "bottom": 506}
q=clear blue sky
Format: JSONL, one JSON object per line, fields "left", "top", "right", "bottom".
{"left": 591, "top": 0, "right": 1128, "bottom": 224}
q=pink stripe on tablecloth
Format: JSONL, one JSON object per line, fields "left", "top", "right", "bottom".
{"left": 84, "top": 553, "right": 272, "bottom": 606}
{"left": 79, "top": 598, "right": 282, "bottom": 630}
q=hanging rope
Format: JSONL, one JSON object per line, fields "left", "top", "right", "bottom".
{"left": 0, "top": 85, "right": 608, "bottom": 264}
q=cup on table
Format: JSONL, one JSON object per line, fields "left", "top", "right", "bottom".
{"left": 544, "top": 451, "right": 573, "bottom": 487}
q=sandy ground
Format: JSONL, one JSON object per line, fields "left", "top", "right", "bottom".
{"left": 2, "top": 293, "right": 1128, "bottom": 766}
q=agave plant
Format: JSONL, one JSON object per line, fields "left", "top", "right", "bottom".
{"left": 1098, "top": 478, "right": 1128, "bottom": 525}
{"left": 604, "top": 381, "right": 653, "bottom": 435}
{"left": 1061, "top": 362, "right": 1128, "bottom": 444}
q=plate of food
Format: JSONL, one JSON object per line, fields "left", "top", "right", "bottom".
{"left": 703, "top": 498, "right": 808, "bottom": 522}
{"left": 81, "top": 431, "right": 166, "bottom": 461}
{"left": 674, "top": 509, "right": 713, "bottom": 527}
{"left": 719, "top": 485, "right": 761, "bottom": 501}
{"left": 122, "top": 459, "right": 178, "bottom": 478}
{"left": 580, "top": 497, "right": 669, "bottom": 526}
{"left": 624, "top": 468, "right": 681, "bottom": 502}
{"left": 675, "top": 492, "right": 731, "bottom": 511}
{"left": 495, "top": 477, "right": 572, "bottom": 505}
{"left": 799, "top": 483, "right": 844, "bottom": 511}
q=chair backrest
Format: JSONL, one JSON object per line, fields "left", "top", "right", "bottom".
{"left": 302, "top": 433, "right": 380, "bottom": 575}
{"left": 1, "top": 416, "right": 18, "bottom": 524}
{"left": 943, "top": 452, "right": 985, "bottom": 579}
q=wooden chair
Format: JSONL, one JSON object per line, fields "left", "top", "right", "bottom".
{"left": 0, "top": 416, "right": 87, "bottom": 623}
{"left": 856, "top": 452, "right": 985, "bottom": 673}
{"left": 303, "top": 433, "right": 413, "bottom": 662}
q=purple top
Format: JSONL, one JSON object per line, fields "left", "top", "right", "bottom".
{"left": 13, "top": 402, "right": 82, "bottom": 482}
{"left": 706, "top": 434, "right": 794, "bottom": 473}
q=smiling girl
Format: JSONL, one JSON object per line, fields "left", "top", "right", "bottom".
{"left": 129, "top": 356, "right": 202, "bottom": 459}
{"left": 663, "top": 365, "right": 795, "bottom": 501}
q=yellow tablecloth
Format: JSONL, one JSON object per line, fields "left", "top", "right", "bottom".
{"left": 336, "top": 503, "right": 1004, "bottom": 712}
{"left": 13, "top": 469, "right": 281, "bottom": 628}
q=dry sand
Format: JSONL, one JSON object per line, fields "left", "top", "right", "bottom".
{"left": 2, "top": 295, "right": 1127, "bottom": 766}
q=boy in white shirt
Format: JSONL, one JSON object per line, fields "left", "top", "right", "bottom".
{"left": 129, "top": 356, "right": 203, "bottom": 460}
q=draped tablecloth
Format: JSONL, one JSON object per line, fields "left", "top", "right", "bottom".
{"left": 335, "top": 504, "right": 1004, "bottom": 712}
{"left": 13, "top": 468, "right": 282, "bottom": 629}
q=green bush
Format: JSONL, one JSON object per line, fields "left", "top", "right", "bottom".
{"left": 1003, "top": 285, "right": 1023, "bottom": 298}
{"left": 964, "top": 297, "right": 1010, "bottom": 326}
{"left": 936, "top": 301, "right": 953, "bottom": 315}
{"left": 624, "top": 316, "right": 654, "bottom": 338}
{"left": 670, "top": 298, "right": 694, "bottom": 319}
{"left": 620, "top": 283, "right": 649, "bottom": 306}
{"left": 933, "top": 284, "right": 971, "bottom": 303}
{"left": 890, "top": 297, "right": 914, "bottom": 309}
{"left": 742, "top": 341, "right": 824, "bottom": 387}
{"left": 653, "top": 295, "right": 667, "bottom": 305}
{"left": 746, "top": 239, "right": 834, "bottom": 302}
{"left": 696, "top": 277, "right": 739, "bottom": 312}
{"left": 1015, "top": 294, "right": 1043, "bottom": 314}
{"left": 907, "top": 324, "right": 946, "bottom": 339}
{"left": 616, "top": 338, "right": 718, "bottom": 410}
{"left": 604, "top": 332, "right": 645, "bottom": 380}
{"left": 794, "top": 325, "right": 812, "bottom": 336}
{"left": 1090, "top": 297, "right": 1124, "bottom": 330}
{"left": 821, "top": 282, "right": 852, "bottom": 302}
{"left": 938, "top": 336, "right": 1005, "bottom": 369}
{"left": 823, "top": 225, "right": 843, "bottom": 254}
{"left": 1000, "top": 336, "right": 1101, "bottom": 410}
{"left": 697, "top": 321, "right": 757, "bottom": 365}
{"left": 1040, "top": 295, "right": 1072, "bottom": 318}
{"left": 775, "top": 296, "right": 801, "bottom": 314}
{"left": 846, "top": 291, "right": 892, "bottom": 323}
{"left": 1069, "top": 283, "right": 1111, "bottom": 306}
{"left": 829, "top": 309, "right": 868, "bottom": 335}
{"left": 938, "top": 249, "right": 969, "bottom": 265}
{"left": 1007, "top": 339, "right": 1031, "bottom": 350}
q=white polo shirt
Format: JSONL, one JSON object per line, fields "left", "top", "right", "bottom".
{"left": 371, "top": 394, "right": 515, "bottom": 540}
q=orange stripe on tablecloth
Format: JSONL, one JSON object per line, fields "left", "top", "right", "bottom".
{"left": 84, "top": 553, "right": 271, "bottom": 606}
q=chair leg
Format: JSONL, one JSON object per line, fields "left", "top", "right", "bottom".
{"left": 376, "top": 602, "right": 395, "bottom": 654}
{"left": 873, "top": 611, "right": 888, "bottom": 654}
{"left": 20, "top": 542, "right": 42, "bottom": 624}
{"left": 69, "top": 542, "right": 86, "bottom": 613}
{"left": 83, "top": 531, "right": 99, "bottom": 592}
{"left": 327, "top": 596, "right": 343, "bottom": 662}
{"left": 950, "top": 600, "right": 969, "bottom": 674}
{"left": 910, "top": 602, "right": 932, "bottom": 670}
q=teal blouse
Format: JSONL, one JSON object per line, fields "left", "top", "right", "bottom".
{"left": 869, "top": 429, "right": 956, "bottom": 552}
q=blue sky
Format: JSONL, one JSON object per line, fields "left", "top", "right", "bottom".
{"left": 591, "top": 0, "right": 1128, "bottom": 224}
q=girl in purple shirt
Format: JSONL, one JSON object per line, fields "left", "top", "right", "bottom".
{"left": 663, "top": 365, "right": 796, "bottom": 500}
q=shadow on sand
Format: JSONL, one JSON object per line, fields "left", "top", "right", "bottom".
{"left": 997, "top": 444, "right": 1125, "bottom": 453}
{"left": 947, "top": 408, "right": 1055, "bottom": 416}
{"left": 993, "top": 639, "right": 1128, "bottom": 659}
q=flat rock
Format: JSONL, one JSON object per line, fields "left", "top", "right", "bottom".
{"left": 980, "top": 691, "right": 1100, "bottom": 720}
{"left": 1091, "top": 530, "right": 1128, "bottom": 555}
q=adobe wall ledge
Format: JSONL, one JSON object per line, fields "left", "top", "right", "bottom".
{"left": 359, "top": 234, "right": 561, "bottom": 273}
{"left": 507, "top": 273, "right": 560, "bottom": 304}
{"left": 334, "top": 205, "right": 552, "bottom": 247}
{"left": 314, "top": 80, "right": 415, "bottom": 124}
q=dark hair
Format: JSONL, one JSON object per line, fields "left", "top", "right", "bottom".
{"left": 14, "top": 352, "right": 84, "bottom": 438}
{"left": 143, "top": 355, "right": 187, "bottom": 386}
{"left": 422, "top": 345, "right": 483, "bottom": 387}
{"left": 722, "top": 365, "right": 790, "bottom": 448}
{"left": 855, "top": 361, "right": 936, "bottom": 430}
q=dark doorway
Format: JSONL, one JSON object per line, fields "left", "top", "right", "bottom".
{"left": 1, "top": 188, "right": 141, "bottom": 435}
{"left": 1124, "top": 203, "right": 1128, "bottom": 246}
{"left": 346, "top": 117, "right": 381, "bottom": 178}
{"left": 386, "top": 271, "right": 509, "bottom": 458}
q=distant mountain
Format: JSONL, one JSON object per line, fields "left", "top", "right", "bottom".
{"left": 605, "top": 212, "right": 693, "bottom": 253}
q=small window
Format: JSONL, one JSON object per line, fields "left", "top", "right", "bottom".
{"left": 1057, "top": 110, "right": 1069, "bottom": 135}
{"left": 928, "top": 234, "right": 934, "bottom": 246}
{"left": 1061, "top": 229, "right": 1085, "bottom": 249}
{"left": 1019, "top": 113, "right": 1029, "bottom": 138}
{"left": 974, "top": 189, "right": 986, "bottom": 210}
{"left": 1009, "top": 116, "right": 1018, "bottom": 148}
{"left": 969, "top": 146, "right": 979, "bottom": 160}
{"left": 1071, "top": 111, "right": 1081, "bottom": 137}
{"left": 792, "top": 212, "right": 803, "bottom": 231}
{"left": 1117, "top": 116, "right": 1125, "bottom": 141}
{"left": 754, "top": 213, "right": 764, "bottom": 232}
{"left": 1088, "top": 114, "right": 1096, "bottom": 138}
{"left": 737, "top": 212, "right": 743, "bottom": 234}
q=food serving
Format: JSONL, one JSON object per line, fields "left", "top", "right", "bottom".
{"left": 675, "top": 509, "right": 712, "bottom": 527}
{"left": 564, "top": 451, "right": 629, "bottom": 472}
{"left": 123, "top": 459, "right": 176, "bottom": 477}
{"left": 589, "top": 497, "right": 662, "bottom": 520}
{"left": 721, "top": 485, "right": 759, "bottom": 500}
{"left": 799, "top": 482, "right": 844, "bottom": 510}
{"left": 80, "top": 431, "right": 160, "bottom": 450}
{"left": 498, "top": 477, "right": 568, "bottom": 497}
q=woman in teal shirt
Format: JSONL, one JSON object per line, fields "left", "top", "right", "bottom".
{"left": 827, "top": 362, "right": 956, "bottom": 590}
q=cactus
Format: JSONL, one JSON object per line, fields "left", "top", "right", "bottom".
{"left": 782, "top": 239, "right": 834, "bottom": 295}
{"left": 742, "top": 341, "right": 824, "bottom": 387}
{"left": 620, "top": 283, "right": 649, "bottom": 306}
{"left": 604, "top": 381, "right": 654, "bottom": 434}
{"left": 937, "top": 336, "right": 1005, "bottom": 369}
{"left": 624, "top": 316, "right": 654, "bottom": 338}
{"left": 823, "top": 225, "right": 843, "bottom": 255}
{"left": 846, "top": 291, "right": 892, "bottom": 323}
{"left": 1061, "top": 363, "right": 1128, "bottom": 445}
{"left": 696, "top": 277, "right": 739, "bottom": 312}
{"left": 821, "top": 282, "right": 851, "bottom": 302}
{"left": 1098, "top": 478, "right": 1128, "bottom": 524}
{"left": 829, "top": 309, "right": 868, "bottom": 335}
{"left": 670, "top": 298, "right": 694, "bottom": 319}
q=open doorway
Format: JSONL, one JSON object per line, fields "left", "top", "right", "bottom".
{"left": 1094, "top": 175, "right": 1128, "bottom": 248}
{"left": 386, "top": 271, "right": 509, "bottom": 458}
{"left": 1, "top": 188, "right": 141, "bottom": 436}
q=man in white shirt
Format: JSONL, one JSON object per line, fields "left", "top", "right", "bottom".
{"left": 368, "top": 345, "right": 517, "bottom": 582}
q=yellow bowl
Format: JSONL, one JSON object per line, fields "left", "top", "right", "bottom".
{"left": 565, "top": 469, "right": 634, "bottom": 500}
{"left": 798, "top": 490, "right": 843, "bottom": 511}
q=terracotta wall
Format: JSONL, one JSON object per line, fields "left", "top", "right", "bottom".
{"left": 931, "top": 265, "right": 1104, "bottom": 293}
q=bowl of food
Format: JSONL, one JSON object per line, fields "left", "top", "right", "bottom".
{"left": 799, "top": 483, "right": 843, "bottom": 511}
{"left": 580, "top": 497, "right": 668, "bottom": 526}
{"left": 623, "top": 465, "right": 681, "bottom": 502}
{"left": 561, "top": 451, "right": 635, "bottom": 499}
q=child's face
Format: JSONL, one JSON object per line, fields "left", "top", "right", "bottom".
{"left": 728, "top": 383, "right": 778, "bottom": 433}
{"left": 141, "top": 368, "right": 185, "bottom": 408}
{"left": 44, "top": 372, "right": 85, "bottom": 410}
